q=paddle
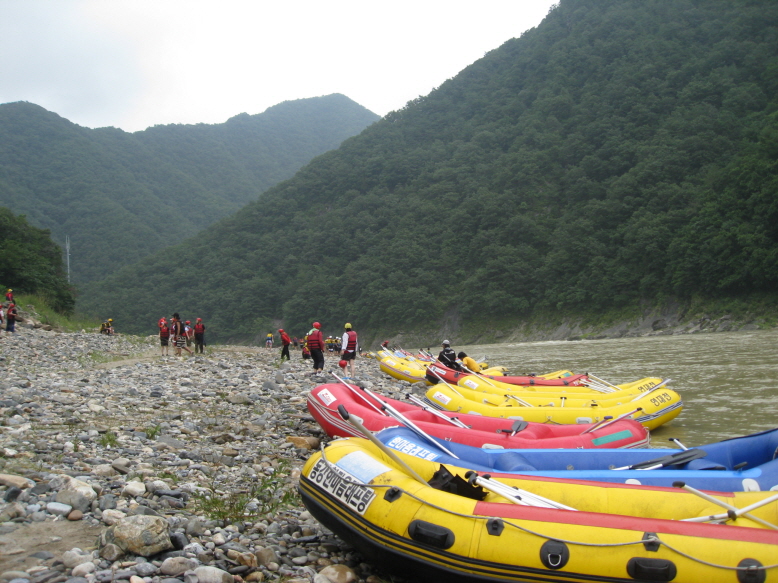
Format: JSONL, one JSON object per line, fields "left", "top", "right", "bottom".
{"left": 497, "top": 419, "right": 529, "bottom": 437}
{"left": 612, "top": 448, "right": 707, "bottom": 471}
{"left": 629, "top": 379, "right": 672, "bottom": 402}
{"left": 337, "top": 405, "right": 430, "bottom": 486}
{"left": 584, "top": 373, "right": 619, "bottom": 393}
{"left": 332, "top": 372, "right": 461, "bottom": 459}
{"left": 503, "top": 393, "right": 533, "bottom": 407}
{"left": 580, "top": 407, "right": 642, "bottom": 434}
{"left": 465, "top": 471, "right": 577, "bottom": 510}
{"left": 331, "top": 376, "right": 388, "bottom": 418}
{"left": 675, "top": 481, "right": 778, "bottom": 530}
{"left": 406, "top": 393, "right": 471, "bottom": 429}
{"left": 425, "top": 366, "right": 466, "bottom": 398}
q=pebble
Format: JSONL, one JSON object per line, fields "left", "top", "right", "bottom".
{"left": 0, "top": 324, "right": 413, "bottom": 582}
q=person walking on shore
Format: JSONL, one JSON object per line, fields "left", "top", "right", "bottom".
{"left": 5, "top": 303, "right": 17, "bottom": 333}
{"left": 194, "top": 318, "right": 206, "bottom": 354}
{"left": 159, "top": 317, "right": 170, "bottom": 356}
{"left": 279, "top": 328, "right": 291, "bottom": 362}
{"left": 171, "top": 313, "right": 192, "bottom": 357}
{"left": 307, "top": 321, "right": 325, "bottom": 374}
{"left": 340, "top": 322, "right": 358, "bottom": 378}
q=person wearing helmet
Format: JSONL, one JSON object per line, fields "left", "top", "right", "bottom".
{"left": 438, "top": 340, "right": 461, "bottom": 370}
{"left": 278, "top": 328, "right": 291, "bottom": 361}
{"left": 5, "top": 289, "right": 13, "bottom": 304}
{"left": 340, "top": 323, "right": 358, "bottom": 378}
{"left": 265, "top": 332, "right": 274, "bottom": 350}
{"left": 100, "top": 319, "right": 114, "bottom": 335}
{"left": 307, "top": 321, "right": 325, "bottom": 374}
{"left": 194, "top": 318, "right": 206, "bottom": 354}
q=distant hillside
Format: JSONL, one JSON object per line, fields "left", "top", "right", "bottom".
{"left": 82, "top": 0, "right": 778, "bottom": 344}
{"left": 0, "top": 207, "right": 73, "bottom": 313}
{"left": 0, "top": 95, "right": 379, "bottom": 283}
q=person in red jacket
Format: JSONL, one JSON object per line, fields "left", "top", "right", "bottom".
{"left": 194, "top": 318, "right": 206, "bottom": 354}
{"left": 159, "top": 317, "right": 170, "bottom": 356}
{"left": 340, "top": 322, "right": 358, "bottom": 378}
{"left": 306, "top": 321, "right": 325, "bottom": 374}
{"left": 278, "top": 328, "right": 291, "bottom": 362}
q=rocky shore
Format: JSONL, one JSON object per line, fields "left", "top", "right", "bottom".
{"left": 0, "top": 326, "right": 409, "bottom": 583}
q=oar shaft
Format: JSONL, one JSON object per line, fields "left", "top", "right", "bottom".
{"left": 582, "top": 408, "right": 642, "bottom": 434}
{"left": 630, "top": 379, "right": 671, "bottom": 402}
{"left": 676, "top": 483, "right": 778, "bottom": 530}
{"left": 338, "top": 405, "right": 430, "bottom": 486}
{"left": 427, "top": 366, "right": 465, "bottom": 397}
{"left": 360, "top": 385, "right": 461, "bottom": 459}
{"left": 332, "top": 373, "right": 387, "bottom": 417}
{"left": 407, "top": 394, "right": 470, "bottom": 428}
{"left": 587, "top": 374, "right": 621, "bottom": 392}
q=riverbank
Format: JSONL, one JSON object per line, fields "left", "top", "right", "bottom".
{"left": 367, "top": 296, "right": 777, "bottom": 349}
{"left": 0, "top": 327, "right": 410, "bottom": 583}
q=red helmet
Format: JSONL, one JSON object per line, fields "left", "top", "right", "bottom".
{"left": 313, "top": 322, "right": 321, "bottom": 329}
{"left": 185, "top": 321, "right": 191, "bottom": 325}
{"left": 196, "top": 318, "right": 202, "bottom": 321}
{"left": 278, "top": 328, "right": 284, "bottom": 333}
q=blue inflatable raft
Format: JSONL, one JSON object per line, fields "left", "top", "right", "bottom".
{"left": 376, "top": 425, "right": 778, "bottom": 492}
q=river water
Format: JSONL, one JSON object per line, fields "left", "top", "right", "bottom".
{"left": 455, "top": 330, "right": 778, "bottom": 448}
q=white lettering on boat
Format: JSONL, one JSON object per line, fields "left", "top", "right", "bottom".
{"left": 308, "top": 455, "right": 379, "bottom": 515}
{"left": 317, "top": 389, "right": 337, "bottom": 406}
{"left": 385, "top": 436, "right": 439, "bottom": 461}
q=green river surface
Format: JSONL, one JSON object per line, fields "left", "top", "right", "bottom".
{"left": 454, "top": 329, "right": 778, "bottom": 448}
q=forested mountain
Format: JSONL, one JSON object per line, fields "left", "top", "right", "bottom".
{"left": 0, "top": 207, "right": 74, "bottom": 313}
{"left": 0, "top": 95, "right": 379, "bottom": 283}
{"left": 82, "top": 0, "right": 778, "bottom": 343}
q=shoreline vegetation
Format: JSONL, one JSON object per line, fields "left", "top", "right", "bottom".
{"left": 9, "top": 293, "right": 777, "bottom": 349}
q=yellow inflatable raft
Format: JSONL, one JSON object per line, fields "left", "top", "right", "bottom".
{"left": 376, "top": 350, "right": 430, "bottom": 383}
{"left": 425, "top": 382, "right": 682, "bottom": 429}
{"left": 300, "top": 437, "right": 778, "bottom": 583}
{"left": 456, "top": 372, "right": 665, "bottom": 397}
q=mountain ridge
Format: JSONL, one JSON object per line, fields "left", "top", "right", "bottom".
{"left": 0, "top": 94, "right": 379, "bottom": 283}
{"left": 77, "top": 0, "right": 778, "bottom": 344}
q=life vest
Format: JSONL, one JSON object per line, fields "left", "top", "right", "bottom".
{"left": 307, "top": 330, "right": 323, "bottom": 350}
{"left": 195, "top": 323, "right": 205, "bottom": 334}
{"left": 344, "top": 330, "right": 357, "bottom": 352}
{"left": 159, "top": 323, "right": 170, "bottom": 338}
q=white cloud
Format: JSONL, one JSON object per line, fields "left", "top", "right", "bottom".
{"left": 0, "top": 0, "right": 557, "bottom": 131}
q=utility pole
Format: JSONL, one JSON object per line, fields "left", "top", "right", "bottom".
{"left": 66, "top": 236, "right": 71, "bottom": 283}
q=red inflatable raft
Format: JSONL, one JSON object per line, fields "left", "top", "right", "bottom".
{"left": 307, "top": 383, "right": 650, "bottom": 449}
{"left": 425, "top": 363, "right": 590, "bottom": 387}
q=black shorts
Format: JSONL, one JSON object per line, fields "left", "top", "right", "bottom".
{"left": 342, "top": 351, "right": 356, "bottom": 361}
{"left": 160, "top": 337, "right": 169, "bottom": 346}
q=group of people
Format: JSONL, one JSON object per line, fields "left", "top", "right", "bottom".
{"left": 273, "top": 321, "right": 359, "bottom": 377}
{"left": 0, "top": 289, "right": 17, "bottom": 335}
{"left": 158, "top": 313, "right": 206, "bottom": 356}
{"left": 437, "top": 339, "right": 481, "bottom": 373}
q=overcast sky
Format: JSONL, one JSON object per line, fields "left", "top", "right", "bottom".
{"left": 0, "top": 0, "right": 558, "bottom": 133}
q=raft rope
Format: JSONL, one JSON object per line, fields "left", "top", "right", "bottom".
{"left": 314, "top": 445, "right": 778, "bottom": 574}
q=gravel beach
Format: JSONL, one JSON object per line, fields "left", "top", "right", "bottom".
{"left": 0, "top": 323, "right": 412, "bottom": 583}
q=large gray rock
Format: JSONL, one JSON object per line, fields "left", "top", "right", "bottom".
{"left": 160, "top": 556, "right": 199, "bottom": 576}
{"left": 194, "top": 566, "right": 233, "bottom": 583}
{"left": 101, "top": 515, "right": 172, "bottom": 556}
